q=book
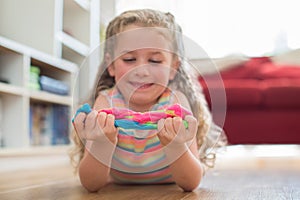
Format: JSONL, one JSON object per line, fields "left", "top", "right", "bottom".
{"left": 29, "top": 103, "right": 70, "bottom": 146}
{"left": 39, "top": 104, "right": 52, "bottom": 145}
{"left": 29, "top": 65, "right": 41, "bottom": 90}
{"left": 30, "top": 103, "right": 43, "bottom": 145}
{"left": 39, "top": 76, "right": 69, "bottom": 95}
{"left": 51, "top": 104, "right": 70, "bottom": 145}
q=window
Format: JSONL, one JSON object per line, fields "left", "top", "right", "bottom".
{"left": 116, "top": 0, "right": 300, "bottom": 58}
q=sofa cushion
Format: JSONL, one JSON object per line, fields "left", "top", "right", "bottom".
{"left": 200, "top": 79, "right": 263, "bottom": 108}
{"left": 199, "top": 78, "right": 225, "bottom": 109}
{"left": 224, "top": 79, "right": 263, "bottom": 108}
{"left": 218, "top": 57, "right": 300, "bottom": 80}
{"left": 263, "top": 79, "right": 300, "bottom": 108}
{"left": 258, "top": 65, "right": 300, "bottom": 79}
{"left": 219, "top": 57, "right": 273, "bottom": 79}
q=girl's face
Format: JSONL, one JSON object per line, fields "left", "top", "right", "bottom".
{"left": 107, "top": 25, "right": 179, "bottom": 111}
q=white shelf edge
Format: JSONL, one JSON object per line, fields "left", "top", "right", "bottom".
{"left": 0, "top": 83, "right": 24, "bottom": 96}
{"left": 0, "top": 35, "right": 78, "bottom": 74}
{"left": 74, "top": 0, "right": 90, "bottom": 11}
{"left": 56, "top": 31, "right": 90, "bottom": 56}
{"left": 30, "top": 52, "right": 78, "bottom": 74}
{"left": 29, "top": 90, "right": 73, "bottom": 106}
{"left": 89, "top": 0, "right": 100, "bottom": 48}
{"left": 0, "top": 145, "right": 71, "bottom": 157}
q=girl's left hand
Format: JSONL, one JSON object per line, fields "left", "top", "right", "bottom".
{"left": 157, "top": 115, "right": 198, "bottom": 147}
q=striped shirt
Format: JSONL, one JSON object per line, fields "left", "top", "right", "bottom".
{"left": 100, "top": 87, "right": 174, "bottom": 184}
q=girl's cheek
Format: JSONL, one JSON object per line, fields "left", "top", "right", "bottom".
{"left": 114, "top": 69, "right": 130, "bottom": 82}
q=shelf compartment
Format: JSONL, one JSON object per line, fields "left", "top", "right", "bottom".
{"left": 63, "top": 0, "right": 91, "bottom": 47}
{"left": 30, "top": 58, "right": 74, "bottom": 97}
{"left": 74, "top": 0, "right": 91, "bottom": 11}
{"left": 0, "top": 94, "right": 29, "bottom": 148}
{"left": 0, "top": 0, "right": 59, "bottom": 56}
{"left": 29, "top": 90, "right": 73, "bottom": 106}
{"left": 0, "top": 47, "right": 25, "bottom": 87}
{"left": 29, "top": 102, "right": 71, "bottom": 146}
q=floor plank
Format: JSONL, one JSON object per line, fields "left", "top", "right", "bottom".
{"left": 1, "top": 145, "right": 300, "bottom": 200}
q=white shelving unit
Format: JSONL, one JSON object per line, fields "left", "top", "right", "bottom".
{"left": 0, "top": 0, "right": 100, "bottom": 58}
{"left": 61, "top": 0, "right": 101, "bottom": 101}
{"left": 62, "top": 0, "right": 100, "bottom": 56}
{"left": 0, "top": 36, "right": 78, "bottom": 149}
{"left": 0, "top": 0, "right": 101, "bottom": 101}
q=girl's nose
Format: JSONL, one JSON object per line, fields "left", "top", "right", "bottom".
{"left": 134, "top": 65, "right": 150, "bottom": 77}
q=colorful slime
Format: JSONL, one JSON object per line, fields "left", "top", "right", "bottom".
{"left": 72, "top": 103, "right": 192, "bottom": 130}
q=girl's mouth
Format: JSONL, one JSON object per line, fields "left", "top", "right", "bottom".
{"left": 130, "top": 82, "right": 154, "bottom": 89}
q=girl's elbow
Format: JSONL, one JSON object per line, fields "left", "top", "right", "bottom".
{"left": 180, "top": 184, "right": 199, "bottom": 192}
{"left": 84, "top": 185, "right": 100, "bottom": 193}
{"left": 81, "top": 181, "right": 106, "bottom": 193}
{"left": 79, "top": 172, "right": 108, "bottom": 192}
{"left": 179, "top": 178, "right": 202, "bottom": 192}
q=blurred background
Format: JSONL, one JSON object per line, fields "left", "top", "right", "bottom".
{"left": 115, "top": 0, "right": 300, "bottom": 58}
{"left": 0, "top": 0, "right": 299, "bottom": 151}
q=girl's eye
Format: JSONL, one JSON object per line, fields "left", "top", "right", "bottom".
{"left": 149, "top": 60, "right": 162, "bottom": 64}
{"left": 123, "top": 58, "right": 136, "bottom": 62}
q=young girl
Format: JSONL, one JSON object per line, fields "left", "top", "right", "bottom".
{"left": 71, "top": 9, "right": 226, "bottom": 192}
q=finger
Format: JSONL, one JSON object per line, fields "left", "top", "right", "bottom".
{"left": 98, "top": 111, "right": 107, "bottom": 128}
{"left": 85, "top": 110, "right": 98, "bottom": 130}
{"left": 103, "top": 114, "right": 117, "bottom": 133}
{"left": 185, "top": 115, "right": 198, "bottom": 137}
{"left": 157, "top": 119, "right": 169, "bottom": 146}
{"left": 73, "top": 112, "right": 86, "bottom": 133}
{"left": 102, "top": 114, "right": 118, "bottom": 144}
{"left": 157, "top": 119, "right": 168, "bottom": 138}
{"left": 164, "top": 118, "right": 176, "bottom": 135}
{"left": 172, "top": 117, "right": 183, "bottom": 133}
{"left": 157, "top": 119, "right": 165, "bottom": 132}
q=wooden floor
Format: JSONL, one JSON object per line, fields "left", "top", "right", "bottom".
{"left": 0, "top": 145, "right": 300, "bottom": 200}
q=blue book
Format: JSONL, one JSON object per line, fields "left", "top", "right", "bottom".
{"left": 51, "top": 105, "right": 70, "bottom": 145}
{"left": 39, "top": 76, "right": 69, "bottom": 95}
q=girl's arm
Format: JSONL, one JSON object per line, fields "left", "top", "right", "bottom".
{"left": 74, "top": 95, "right": 118, "bottom": 192}
{"left": 78, "top": 139, "right": 116, "bottom": 192}
{"left": 157, "top": 91, "right": 204, "bottom": 191}
{"left": 165, "top": 139, "right": 204, "bottom": 192}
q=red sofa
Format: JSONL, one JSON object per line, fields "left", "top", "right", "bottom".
{"left": 199, "top": 57, "right": 300, "bottom": 144}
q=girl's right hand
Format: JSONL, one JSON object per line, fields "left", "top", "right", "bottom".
{"left": 73, "top": 110, "right": 118, "bottom": 145}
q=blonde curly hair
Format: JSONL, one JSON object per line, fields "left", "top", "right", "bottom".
{"left": 70, "top": 9, "right": 226, "bottom": 172}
